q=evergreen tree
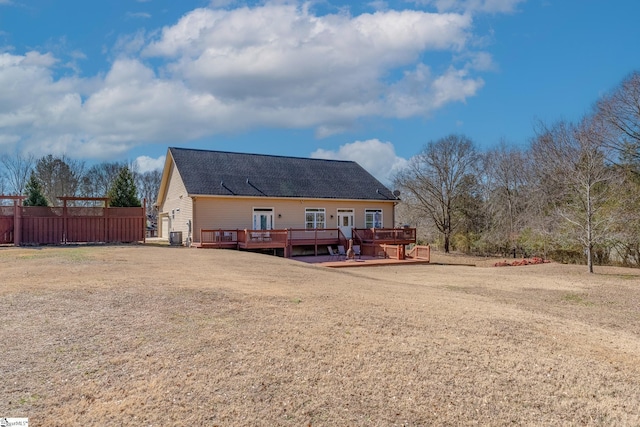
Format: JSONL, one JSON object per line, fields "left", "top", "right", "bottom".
{"left": 108, "top": 166, "right": 141, "bottom": 207}
{"left": 23, "top": 173, "right": 48, "bottom": 206}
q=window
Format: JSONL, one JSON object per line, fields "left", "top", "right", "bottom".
{"left": 365, "top": 209, "right": 383, "bottom": 229}
{"left": 305, "top": 208, "right": 325, "bottom": 229}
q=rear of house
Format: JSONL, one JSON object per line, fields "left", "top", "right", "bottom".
{"left": 156, "top": 147, "right": 413, "bottom": 256}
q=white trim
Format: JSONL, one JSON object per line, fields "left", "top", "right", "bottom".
{"left": 305, "top": 207, "right": 326, "bottom": 230}
{"left": 189, "top": 194, "right": 395, "bottom": 203}
{"left": 365, "top": 208, "right": 383, "bottom": 228}
{"left": 252, "top": 207, "right": 275, "bottom": 230}
{"left": 337, "top": 208, "right": 355, "bottom": 238}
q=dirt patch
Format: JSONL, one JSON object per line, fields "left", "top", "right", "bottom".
{"left": 1, "top": 245, "right": 640, "bottom": 426}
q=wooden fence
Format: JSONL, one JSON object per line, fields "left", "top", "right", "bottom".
{"left": 0, "top": 197, "right": 145, "bottom": 245}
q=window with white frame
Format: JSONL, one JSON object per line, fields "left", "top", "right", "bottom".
{"left": 365, "top": 209, "right": 383, "bottom": 229}
{"left": 305, "top": 208, "right": 325, "bottom": 229}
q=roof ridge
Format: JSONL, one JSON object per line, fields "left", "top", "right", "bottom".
{"left": 169, "top": 146, "right": 356, "bottom": 164}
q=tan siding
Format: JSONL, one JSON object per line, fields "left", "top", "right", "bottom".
{"left": 192, "top": 197, "right": 395, "bottom": 242}
{"left": 158, "top": 162, "right": 193, "bottom": 243}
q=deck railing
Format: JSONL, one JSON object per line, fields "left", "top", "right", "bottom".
{"left": 352, "top": 227, "right": 416, "bottom": 244}
{"left": 240, "top": 229, "right": 288, "bottom": 245}
{"left": 287, "top": 228, "right": 340, "bottom": 242}
{"left": 200, "top": 229, "right": 290, "bottom": 247}
{"left": 406, "top": 245, "right": 431, "bottom": 261}
{"left": 201, "top": 227, "right": 415, "bottom": 247}
{"left": 199, "top": 227, "right": 415, "bottom": 257}
{"left": 200, "top": 229, "right": 239, "bottom": 246}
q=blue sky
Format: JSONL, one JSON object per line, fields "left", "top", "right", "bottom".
{"left": 1, "top": 0, "right": 639, "bottom": 183}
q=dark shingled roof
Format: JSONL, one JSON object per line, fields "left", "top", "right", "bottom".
{"left": 169, "top": 147, "right": 396, "bottom": 201}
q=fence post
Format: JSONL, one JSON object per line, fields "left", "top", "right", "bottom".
{"left": 104, "top": 200, "right": 109, "bottom": 243}
{"left": 142, "top": 198, "right": 147, "bottom": 244}
{"left": 62, "top": 198, "right": 67, "bottom": 244}
{"left": 14, "top": 199, "right": 21, "bottom": 246}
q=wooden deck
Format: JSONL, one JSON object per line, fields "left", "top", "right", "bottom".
{"left": 295, "top": 251, "right": 431, "bottom": 268}
{"left": 353, "top": 227, "right": 415, "bottom": 244}
{"left": 198, "top": 227, "right": 417, "bottom": 258}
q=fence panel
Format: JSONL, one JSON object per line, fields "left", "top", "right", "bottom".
{"left": 21, "top": 207, "right": 62, "bottom": 245}
{"left": 66, "top": 217, "right": 106, "bottom": 243}
{"left": 21, "top": 216, "right": 64, "bottom": 245}
{"left": 0, "top": 216, "right": 13, "bottom": 244}
{"left": 106, "top": 207, "right": 145, "bottom": 243}
{"left": 12, "top": 205, "right": 145, "bottom": 245}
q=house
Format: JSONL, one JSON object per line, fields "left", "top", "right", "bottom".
{"left": 156, "top": 147, "right": 416, "bottom": 257}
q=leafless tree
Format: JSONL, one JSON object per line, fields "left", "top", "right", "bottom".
{"left": 0, "top": 152, "right": 35, "bottom": 195}
{"left": 480, "top": 141, "right": 530, "bottom": 255}
{"left": 136, "top": 169, "right": 162, "bottom": 216}
{"left": 33, "top": 155, "right": 85, "bottom": 206}
{"left": 608, "top": 169, "right": 640, "bottom": 266}
{"left": 394, "top": 134, "right": 479, "bottom": 253}
{"left": 0, "top": 173, "right": 6, "bottom": 199}
{"left": 593, "top": 71, "right": 640, "bottom": 265}
{"left": 595, "top": 71, "right": 640, "bottom": 169}
{"left": 531, "top": 117, "right": 618, "bottom": 273}
{"left": 80, "top": 161, "right": 127, "bottom": 198}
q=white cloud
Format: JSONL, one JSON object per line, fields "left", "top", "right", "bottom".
{"left": 139, "top": 4, "right": 481, "bottom": 136}
{"left": 311, "top": 139, "right": 408, "bottom": 186}
{"left": 368, "top": 1, "right": 389, "bottom": 11}
{"left": 209, "top": 0, "right": 236, "bottom": 8}
{"left": 414, "top": 0, "right": 525, "bottom": 14}
{"left": 126, "top": 12, "right": 152, "bottom": 19}
{"left": 21, "top": 51, "right": 57, "bottom": 67}
{"left": 135, "top": 155, "right": 166, "bottom": 173}
{"left": 0, "top": 2, "right": 501, "bottom": 159}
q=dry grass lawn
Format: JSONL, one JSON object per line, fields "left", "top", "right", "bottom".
{"left": 1, "top": 245, "right": 640, "bottom": 426}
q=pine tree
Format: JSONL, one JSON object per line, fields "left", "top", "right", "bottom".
{"left": 107, "top": 166, "right": 141, "bottom": 207}
{"left": 23, "top": 173, "right": 49, "bottom": 206}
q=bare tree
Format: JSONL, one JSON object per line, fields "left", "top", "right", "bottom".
{"left": 80, "top": 161, "right": 127, "bottom": 198}
{"left": 595, "top": 71, "right": 640, "bottom": 169}
{"left": 593, "top": 71, "right": 640, "bottom": 266}
{"left": 531, "top": 117, "right": 618, "bottom": 273}
{"left": 480, "top": 141, "right": 530, "bottom": 255}
{"left": 609, "top": 169, "right": 640, "bottom": 266}
{"left": 0, "top": 152, "right": 35, "bottom": 195}
{"left": 33, "top": 155, "right": 85, "bottom": 206}
{"left": 394, "top": 134, "right": 479, "bottom": 253}
{"left": 136, "top": 170, "right": 162, "bottom": 216}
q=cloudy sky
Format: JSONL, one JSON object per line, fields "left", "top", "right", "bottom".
{"left": 1, "top": 0, "right": 639, "bottom": 183}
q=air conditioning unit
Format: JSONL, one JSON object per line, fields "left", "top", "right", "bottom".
{"left": 169, "top": 231, "right": 183, "bottom": 246}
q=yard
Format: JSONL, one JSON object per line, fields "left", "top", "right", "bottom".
{"left": 1, "top": 245, "right": 640, "bottom": 426}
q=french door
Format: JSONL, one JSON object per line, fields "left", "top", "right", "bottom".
{"left": 253, "top": 208, "right": 274, "bottom": 230}
{"left": 337, "top": 209, "right": 354, "bottom": 239}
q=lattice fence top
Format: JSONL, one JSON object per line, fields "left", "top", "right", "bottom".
{"left": 20, "top": 207, "right": 64, "bottom": 217}
{"left": 66, "top": 207, "right": 105, "bottom": 217}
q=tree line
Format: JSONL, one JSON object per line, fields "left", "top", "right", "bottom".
{"left": 395, "top": 71, "right": 640, "bottom": 272}
{"left": 0, "top": 155, "right": 161, "bottom": 212}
